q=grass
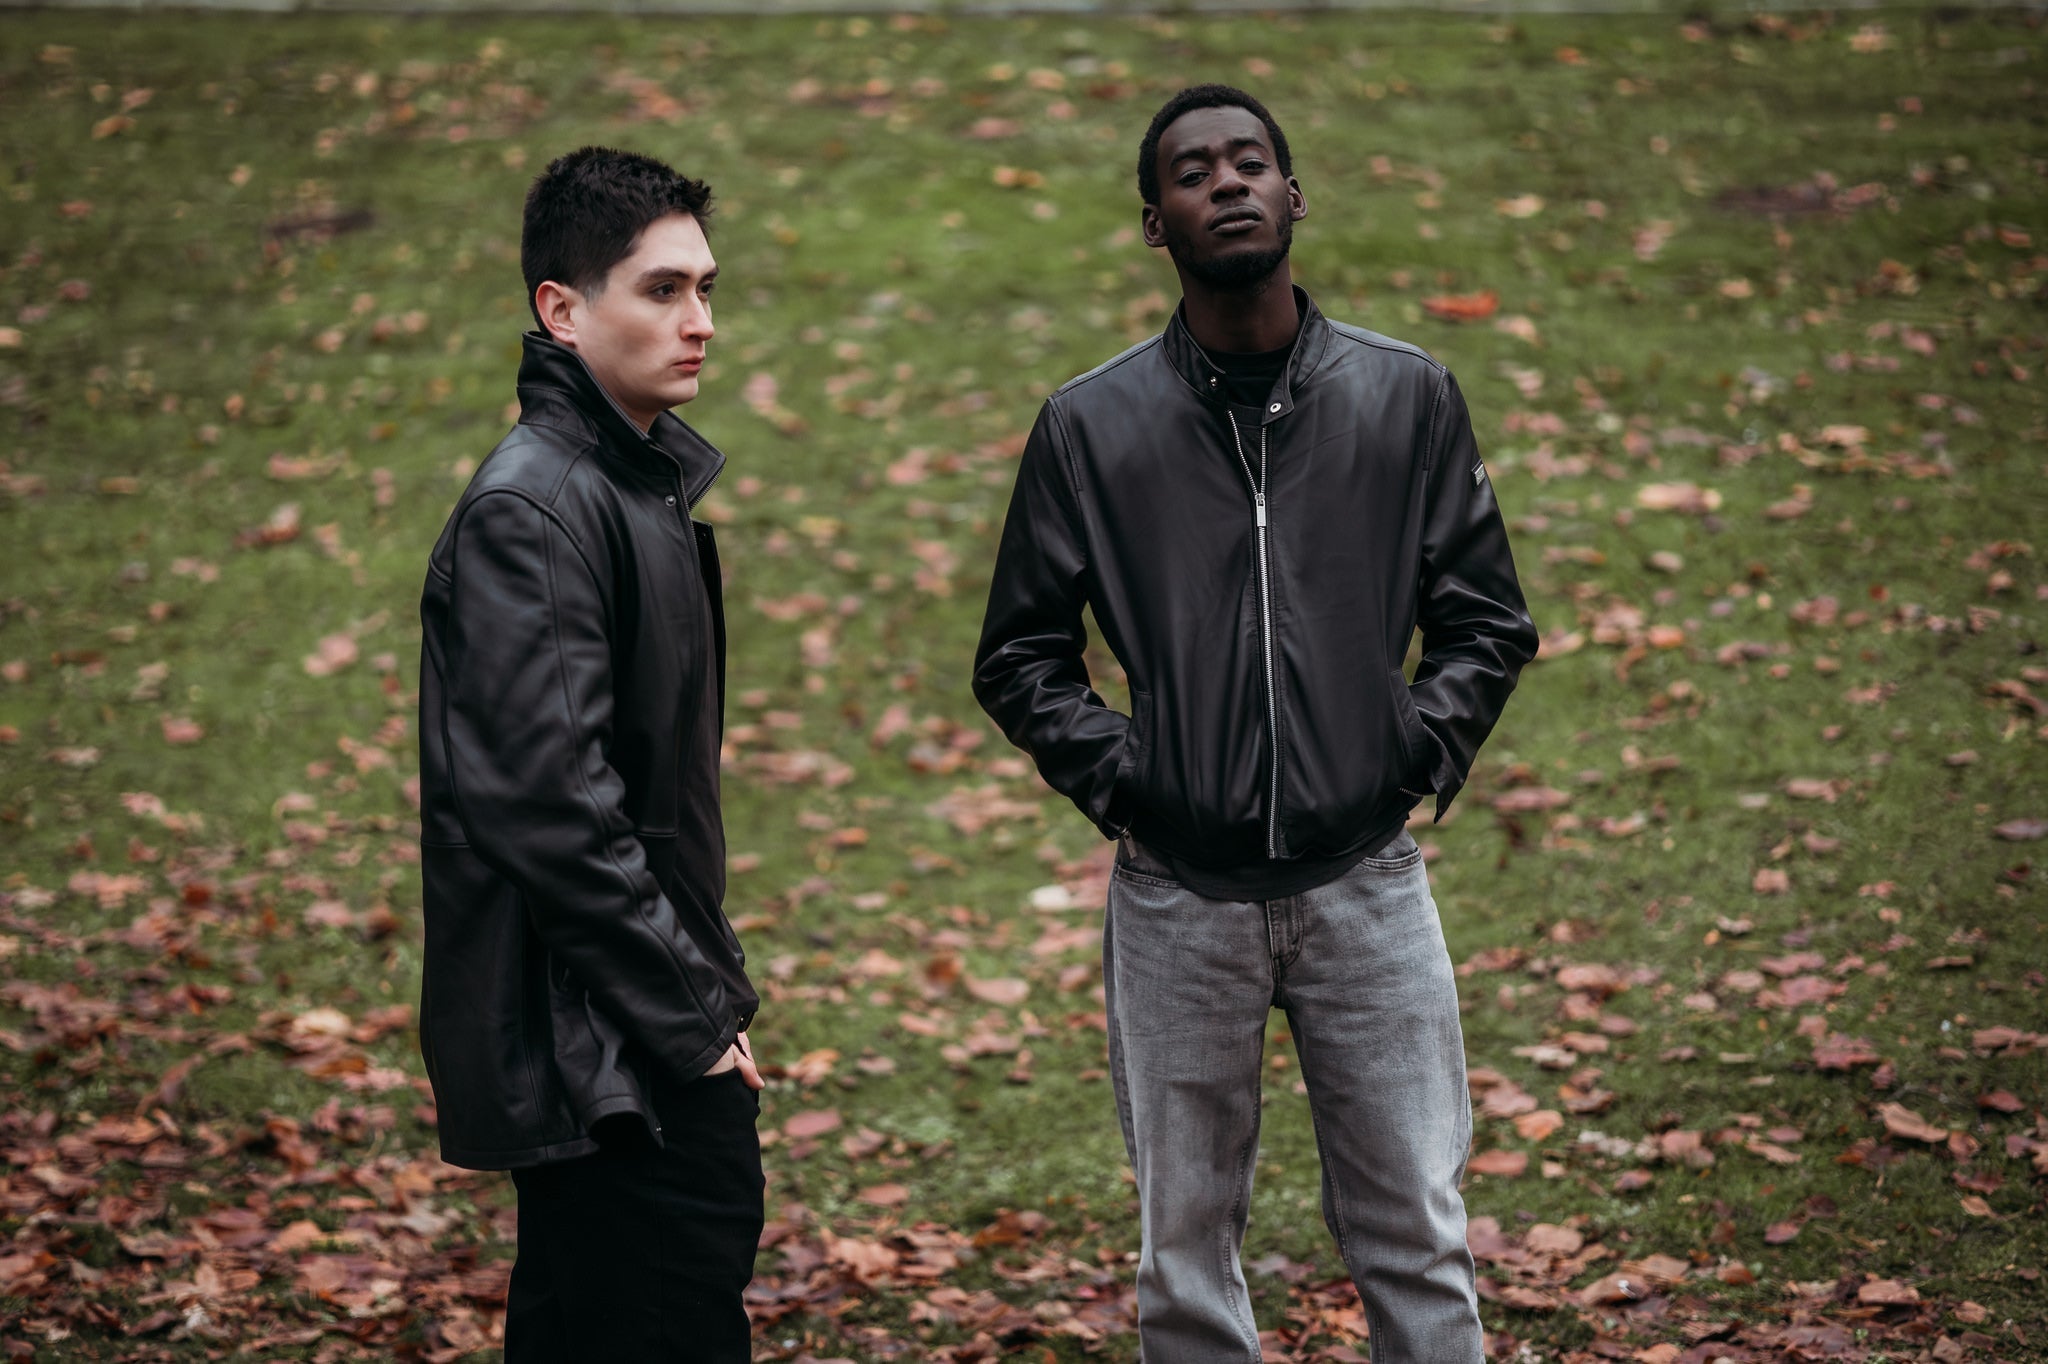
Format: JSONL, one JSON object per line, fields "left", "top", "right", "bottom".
{"left": 0, "top": 6, "right": 2044, "bottom": 1360}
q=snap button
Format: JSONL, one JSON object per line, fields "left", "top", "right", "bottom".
{"left": 1208, "top": 376, "right": 1219, "bottom": 386}
{"left": 665, "top": 494, "right": 677, "bottom": 506}
{"left": 1268, "top": 402, "right": 1282, "bottom": 414}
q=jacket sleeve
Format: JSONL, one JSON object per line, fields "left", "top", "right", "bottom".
{"left": 439, "top": 489, "right": 736, "bottom": 1083}
{"left": 1411, "top": 369, "right": 1540, "bottom": 819}
{"left": 972, "top": 400, "right": 1133, "bottom": 838}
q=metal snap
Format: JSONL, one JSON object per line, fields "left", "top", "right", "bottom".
{"left": 665, "top": 494, "right": 677, "bottom": 506}
{"left": 1269, "top": 402, "right": 1281, "bottom": 413}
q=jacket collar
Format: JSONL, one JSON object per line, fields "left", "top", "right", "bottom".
{"left": 1161, "top": 285, "right": 1331, "bottom": 426}
{"left": 514, "top": 330, "right": 726, "bottom": 506}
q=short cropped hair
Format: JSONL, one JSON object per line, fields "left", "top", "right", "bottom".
{"left": 520, "top": 146, "right": 715, "bottom": 325}
{"left": 1136, "top": 84, "right": 1293, "bottom": 207}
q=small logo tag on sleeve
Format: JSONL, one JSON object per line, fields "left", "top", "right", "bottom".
{"left": 1472, "top": 461, "right": 1487, "bottom": 488}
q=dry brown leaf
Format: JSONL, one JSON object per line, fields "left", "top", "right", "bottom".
{"left": 1465, "top": 1149, "right": 1528, "bottom": 1177}
{"left": 1877, "top": 1102, "right": 1948, "bottom": 1144}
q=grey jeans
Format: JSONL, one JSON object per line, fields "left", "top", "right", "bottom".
{"left": 1104, "top": 829, "right": 1482, "bottom": 1363}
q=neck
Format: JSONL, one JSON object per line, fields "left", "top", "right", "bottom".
{"left": 1177, "top": 264, "right": 1299, "bottom": 354}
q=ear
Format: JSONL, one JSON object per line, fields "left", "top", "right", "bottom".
{"left": 1140, "top": 203, "right": 1167, "bottom": 249}
{"left": 1287, "top": 177, "right": 1308, "bottom": 222}
{"left": 534, "top": 280, "right": 581, "bottom": 347}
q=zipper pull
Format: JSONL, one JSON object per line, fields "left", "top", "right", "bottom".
{"left": 1254, "top": 493, "right": 1268, "bottom": 528}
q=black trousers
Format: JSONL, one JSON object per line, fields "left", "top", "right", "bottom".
{"left": 506, "top": 1070, "right": 764, "bottom": 1363}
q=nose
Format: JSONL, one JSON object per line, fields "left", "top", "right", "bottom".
{"left": 682, "top": 295, "right": 714, "bottom": 342}
{"left": 1211, "top": 165, "right": 1250, "bottom": 199}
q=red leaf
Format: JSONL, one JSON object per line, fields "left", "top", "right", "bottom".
{"left": 1421, "top": 290, "right": 1499, "bottom": 322}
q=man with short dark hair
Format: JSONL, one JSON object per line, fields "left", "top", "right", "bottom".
{"left": 418, "top": 145, "right": 762, "bottom": 1362}
{"left": 974, "top": 86, "right": 1537, "bottom": 1360}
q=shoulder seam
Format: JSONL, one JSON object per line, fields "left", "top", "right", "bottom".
{"left": 455, "top": 485, "right": 604, "bottom": 591}
{"left": 1322, "top": 322, "right": 1446, "bottom": 376}
{"left": 1053, "top": 334, "right": 1164, "bottom": 398}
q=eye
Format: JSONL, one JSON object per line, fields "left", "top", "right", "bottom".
{"left": 1239, "top": 159, "right": 1268, "bottom": 174}
{"left": 700, "top": 280, "right": 717, "bottom": 298}
{"left": 652, "top": 282, "right": 676, "bottom": 299}
{"left": 1177, "top": 170, "right": 1206, "bottom": 187}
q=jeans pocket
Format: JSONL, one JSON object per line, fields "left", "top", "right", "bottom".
{"left": 1354, "top": 827, "right": 1423, "bottom": 870}
{"left": 1112, "top": 834, "right": 1181, "bottom": 890}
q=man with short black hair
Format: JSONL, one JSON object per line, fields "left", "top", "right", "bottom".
{"left": 418, "top": 145, "right": 762, "bottom": 1362}
{"left": 975, "top": 86, "right": 1537, "bottom": 1360}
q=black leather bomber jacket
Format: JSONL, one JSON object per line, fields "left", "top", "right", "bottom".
{"left": 417, "top": 332, "right": 756, "bottom": 1171}
{"left": 974, "top": 289, "right": 1539, "bottom": 876}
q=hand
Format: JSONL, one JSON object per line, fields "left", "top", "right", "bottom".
{"left": 703, "top": 1031, "right": 765, "bottom": 1089}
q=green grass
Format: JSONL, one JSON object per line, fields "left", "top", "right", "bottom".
{"left": 1, "top": 8, "right": 2044, "bottom": 1361}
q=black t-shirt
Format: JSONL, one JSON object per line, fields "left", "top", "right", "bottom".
{"left": 1210, "top": 340, "right": 1294, "bottom": 413}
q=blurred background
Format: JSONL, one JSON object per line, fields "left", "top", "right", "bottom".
{"left": 0, "top": 5, "right": 2043, "bottom": 1360}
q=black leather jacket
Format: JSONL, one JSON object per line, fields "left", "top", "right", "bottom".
{"left": 417, "top": 333, "right": 755, "bottom": 1170}
{"left": 974, "top": 290, "right": 1537, "bottom": 876}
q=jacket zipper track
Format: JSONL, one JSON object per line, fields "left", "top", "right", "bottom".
{"left": 1228, "top": 413, "right": 1281, "bottom": 860}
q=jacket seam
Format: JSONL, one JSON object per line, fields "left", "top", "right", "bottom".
{"left": 1036, "top": 398, "right": 1093, "bottom": 576}
{"left": 432, "top": 509, "right": 555, "bottom": 1137}
{"left": 1321, "top": 320, "right": 1447, "bottom": 370}
{"left": 1423, "top": 369, "right": 1451, "bottom": 475}
{"left": 537, "top": 509, "right": 717, "bottom": 1034}
{"left": 472, "top": 420, "right": 600, "bottom": 510}
{"left": 1051, "top": 334, "right": 1163, "bottom": 400}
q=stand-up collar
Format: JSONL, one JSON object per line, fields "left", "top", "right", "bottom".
{"left": 514, "top": 330, "right": 726, "bottom": 506}
{"left": 1161, "top": 285, "right": 1332, "bottom": 425}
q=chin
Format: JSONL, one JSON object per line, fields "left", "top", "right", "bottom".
{"left": 643, "top": 377, "right": 700, "bottom": 411}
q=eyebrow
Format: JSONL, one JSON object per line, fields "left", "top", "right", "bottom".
{"left": 632, "top": 263, "right": 718, "bottom": 288}
{"left": 1169, "top": 135, "right": 1270, "bottom": 169}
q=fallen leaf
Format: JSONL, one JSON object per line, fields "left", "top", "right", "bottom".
{"left": 302, "top": 634, "right": 359, "bottom": 678}
{"left": 1857, "top": 1278, "right": 1920, "bottom": 1306}
{"left": 1877, "top": 1102, "right": 1948, "bottom": 1144}
{"left": 857, "top": 1183, "right": 910, "bottom": 1207}
{"left": 160, "top": 717, "right": 204, "bottom": 745}
{"left": 964, "top": 977, "right": 1029, "bottom": 1006}
{"left": 1422, "top": 290, "right": 1499, "bottom": 322}
{"left": 782, "top": 1108, "right": 842, "bottom": 1140}
{"left": 1635, "top": 482, "right": 1723, "bottom": 515}
{"left": 1465, "top": 1149, "right": 1528, "bottom": 1177}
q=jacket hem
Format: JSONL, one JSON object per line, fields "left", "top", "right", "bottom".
{"left": 1136, "top": 796, "right": 1416, "bottom": 886}
{"left": 437, "top": 1132, "right": 601, "bottom": 1172}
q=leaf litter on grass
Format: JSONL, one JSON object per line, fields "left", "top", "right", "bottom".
{"left": 0, "top": 8, "right": 2044, "bottom": 1361}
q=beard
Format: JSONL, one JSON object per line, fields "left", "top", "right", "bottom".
{"left": 1164, "top": 210, "right": 1293, "bottom": 291}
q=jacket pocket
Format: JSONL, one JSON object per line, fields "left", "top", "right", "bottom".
{"left": 420, "top": 844, "right": 579, "bottom": 1157}
{"left": 548, "top": 953, "right": 649, "bottom": 1127}
{"left": 1109, "top": 689, "right": 1152, "bottom": 830}
{"left": 1389, "top": 666, "right": 1433, "bottom": 790}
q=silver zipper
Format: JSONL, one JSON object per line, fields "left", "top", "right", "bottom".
{"left": 1227, "top": 413, "right": 1281, "bottom": 860}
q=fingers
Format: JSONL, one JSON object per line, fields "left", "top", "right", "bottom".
{"left": 703, "top": 1044, "right": 738, "bottom": 1076}
{"left": 734, "top": 1032, "right": 765, "bottom": 1090}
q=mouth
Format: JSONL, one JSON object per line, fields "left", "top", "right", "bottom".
{"left": 1209, "top": 208, "right": 1263, "bottom": 235}
{"left": 673, "top": 358, "right": 704, "bottom": 373}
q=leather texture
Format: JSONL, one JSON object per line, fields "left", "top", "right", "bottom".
{"left": 973, "top": 289, "right": 1538, "bottom": 874}
{"left": 417, "top": 332, "right": 756, "bottom": 1171}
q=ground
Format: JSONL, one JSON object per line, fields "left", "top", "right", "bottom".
{"left": 0, "top": 8, "right": 2044, "bottom": 1361}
